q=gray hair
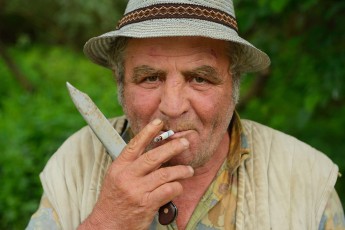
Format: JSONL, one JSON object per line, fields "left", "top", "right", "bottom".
{"left": 108, "top": 37, "right": 244, "bottom": 106}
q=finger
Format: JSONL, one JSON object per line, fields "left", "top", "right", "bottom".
{"left": 130, "top": 138, "right": 189, "bottom": 176}
{"left": 143, "top": 165, "right": 194, "bottom": 192}
{"left": 145, "top": 182, "right": 184, "bottom": 210}
{"left": 118, "top": 119, "right": 163, "bottom": 163}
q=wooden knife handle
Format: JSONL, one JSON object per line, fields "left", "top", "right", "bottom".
{"left": 158, "top": 201, "right": 178, "bottom": 225}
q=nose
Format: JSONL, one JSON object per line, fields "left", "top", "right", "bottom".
{"left": 158, "top": 77, "right": 189, "bottom": 118}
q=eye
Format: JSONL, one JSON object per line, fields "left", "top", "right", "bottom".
{"left": 139, "top": 74, "right": 162, "bottom": 89}
{"left": 192, "top": 76, "right": 208, "bottom": 84}
{"left": 144, "top": 75, "right": 159, "bottom": 82}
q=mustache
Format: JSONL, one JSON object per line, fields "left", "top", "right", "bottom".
{"left": 161, "top": 119, "right": 196, "bottom": 132}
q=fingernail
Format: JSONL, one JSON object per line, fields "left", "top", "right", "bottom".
{"left": 152, "top": 119, "right": 162, "bottom": 125}
{"left": 188, "top": 166, "right": 194, "bottom": 174}
{"left": 180, "top": 138, "right": 189, "bottom": 148}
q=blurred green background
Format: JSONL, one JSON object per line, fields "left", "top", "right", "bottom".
{"left": 0, "top": 0, "right": 344, "bottom": 228}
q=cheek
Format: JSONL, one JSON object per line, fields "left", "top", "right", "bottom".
{"left": 123, "top": 86, "right": 160, "bottom": 128}
{"left": 191, "top": 89, "right": 234, "bottom": 123}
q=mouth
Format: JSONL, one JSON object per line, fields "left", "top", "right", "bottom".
{"left": 169, "top": 129, "right": 194, "bottom": 139}
{"left": 159, "top": 122, "right": 197, "bottom": 140}
{"left": 154, "top": 129, "right": 194, "bottom": 142}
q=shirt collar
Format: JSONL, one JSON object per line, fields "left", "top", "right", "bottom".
{"left": 227, "top": 111, "right": 250, "bottom": 174}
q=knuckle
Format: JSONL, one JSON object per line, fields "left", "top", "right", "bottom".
{"left": 173, "top": 182, "right": 183, "bottom": 195}
{"left": 112, "top": 171, "right": 127, "bottom": 187}
{"left": 163, "top": 185, "right": 174, "bottom": 196}
{"left": 143, "top": 152, "right": 157, "bottom": 165}
{"left": 157, "top": 168, "right": 170, "bottom": 181}
{"left": 164, "top": 182, "right": 182, "bottom": 196}
{"left": 112, "top": 173, "right": 140, "bottom": 200}
{"left": 139, "top": 193, "right": 151, "bottom": 207}
{"left": 126, "top": 138, "right": 138, "bottom": 153}
{"left": 119, "top": 139, "right": 139, "bottom": 161}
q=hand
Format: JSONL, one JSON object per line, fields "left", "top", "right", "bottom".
{"left": 79, "top": 119, "right": 194, "bottom": 230}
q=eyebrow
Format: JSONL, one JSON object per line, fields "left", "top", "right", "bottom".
{"left": 183, "top": 65, "right": 223, "bottom": 84}
{"left": 131, "top": 65, "right": 166, "bottom": 83}
{"left": 131, "top": 64, "right": 223, "bottom": 84}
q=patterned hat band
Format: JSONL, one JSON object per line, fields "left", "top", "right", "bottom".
{"left": 116, "top": 3, "right": 238, "bottom": 33}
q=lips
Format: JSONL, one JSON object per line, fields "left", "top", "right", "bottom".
{"left": 160, "top": 122, "right": 197, "bottom": 139}
{"left": 169, "top": 129, "right": 194, "bottom": 139}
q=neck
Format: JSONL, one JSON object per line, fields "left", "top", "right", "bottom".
{"left": 173, "top": 131, "right": 230, "bottom": 229}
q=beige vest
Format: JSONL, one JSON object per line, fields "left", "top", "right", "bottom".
{"left": 40, "top": 117, "right": 338, "bottom": 229}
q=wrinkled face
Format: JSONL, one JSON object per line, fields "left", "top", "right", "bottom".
{"left": 122, "top": 37, "right": 235, "bottom": 168}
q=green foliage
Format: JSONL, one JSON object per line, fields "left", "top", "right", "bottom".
{"left": 1, "top": 0, "right": 127, "bottom": 47}
{"left": 236, "top": 0, "right": 345, "bottom": 207}
{"left": 0, "top": 44, "right": 122, "bottom": 229}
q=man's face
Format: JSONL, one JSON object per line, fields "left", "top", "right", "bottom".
{"left": 122, "top": 37, "right": 235, "bottom": 168}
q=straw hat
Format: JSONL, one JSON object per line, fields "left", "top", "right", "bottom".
{"left": 83, "top": 0, "right": 270, "bottom": 73}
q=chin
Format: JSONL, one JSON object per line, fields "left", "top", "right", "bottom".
{"left": 164, "top": 150, "right": 211, "bottom": 169}
{"left": 163, "top": 152, "right": 193, "bottom": 167}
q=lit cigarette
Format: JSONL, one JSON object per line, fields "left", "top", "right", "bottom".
{"left": 154, "top": 130, "right": 174, "bottom": 143}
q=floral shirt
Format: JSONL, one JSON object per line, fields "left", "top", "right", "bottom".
{"left": 27, "top": 115, "right": 345, "bottom": 229}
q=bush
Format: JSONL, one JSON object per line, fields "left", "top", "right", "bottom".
{"left": 0, "top": 44, "right": 122, "bottom": 229}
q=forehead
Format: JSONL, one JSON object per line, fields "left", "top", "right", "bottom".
{"left": 124, "top": 37, "right": 229, "bottom": 67}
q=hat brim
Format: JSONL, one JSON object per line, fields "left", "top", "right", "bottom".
{"left": 84, "top": 18, "right": 270, "bottom": 73}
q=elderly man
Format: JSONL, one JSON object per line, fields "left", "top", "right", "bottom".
{"left": 27, "top": 0, "right": 344, "bottom": 229}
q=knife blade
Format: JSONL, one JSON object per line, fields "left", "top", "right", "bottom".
{"left": 66, "top": 82, "right": 178, "bottom": 225}
{"left": 66, "top": 82, "right": 126, "bottom": 160}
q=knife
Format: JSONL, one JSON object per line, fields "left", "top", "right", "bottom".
{"left": 66, "top": 82, "right": 177, "bottom": 225}
{"left": 66, "top": 82, "right": 126, "bottom": 159}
